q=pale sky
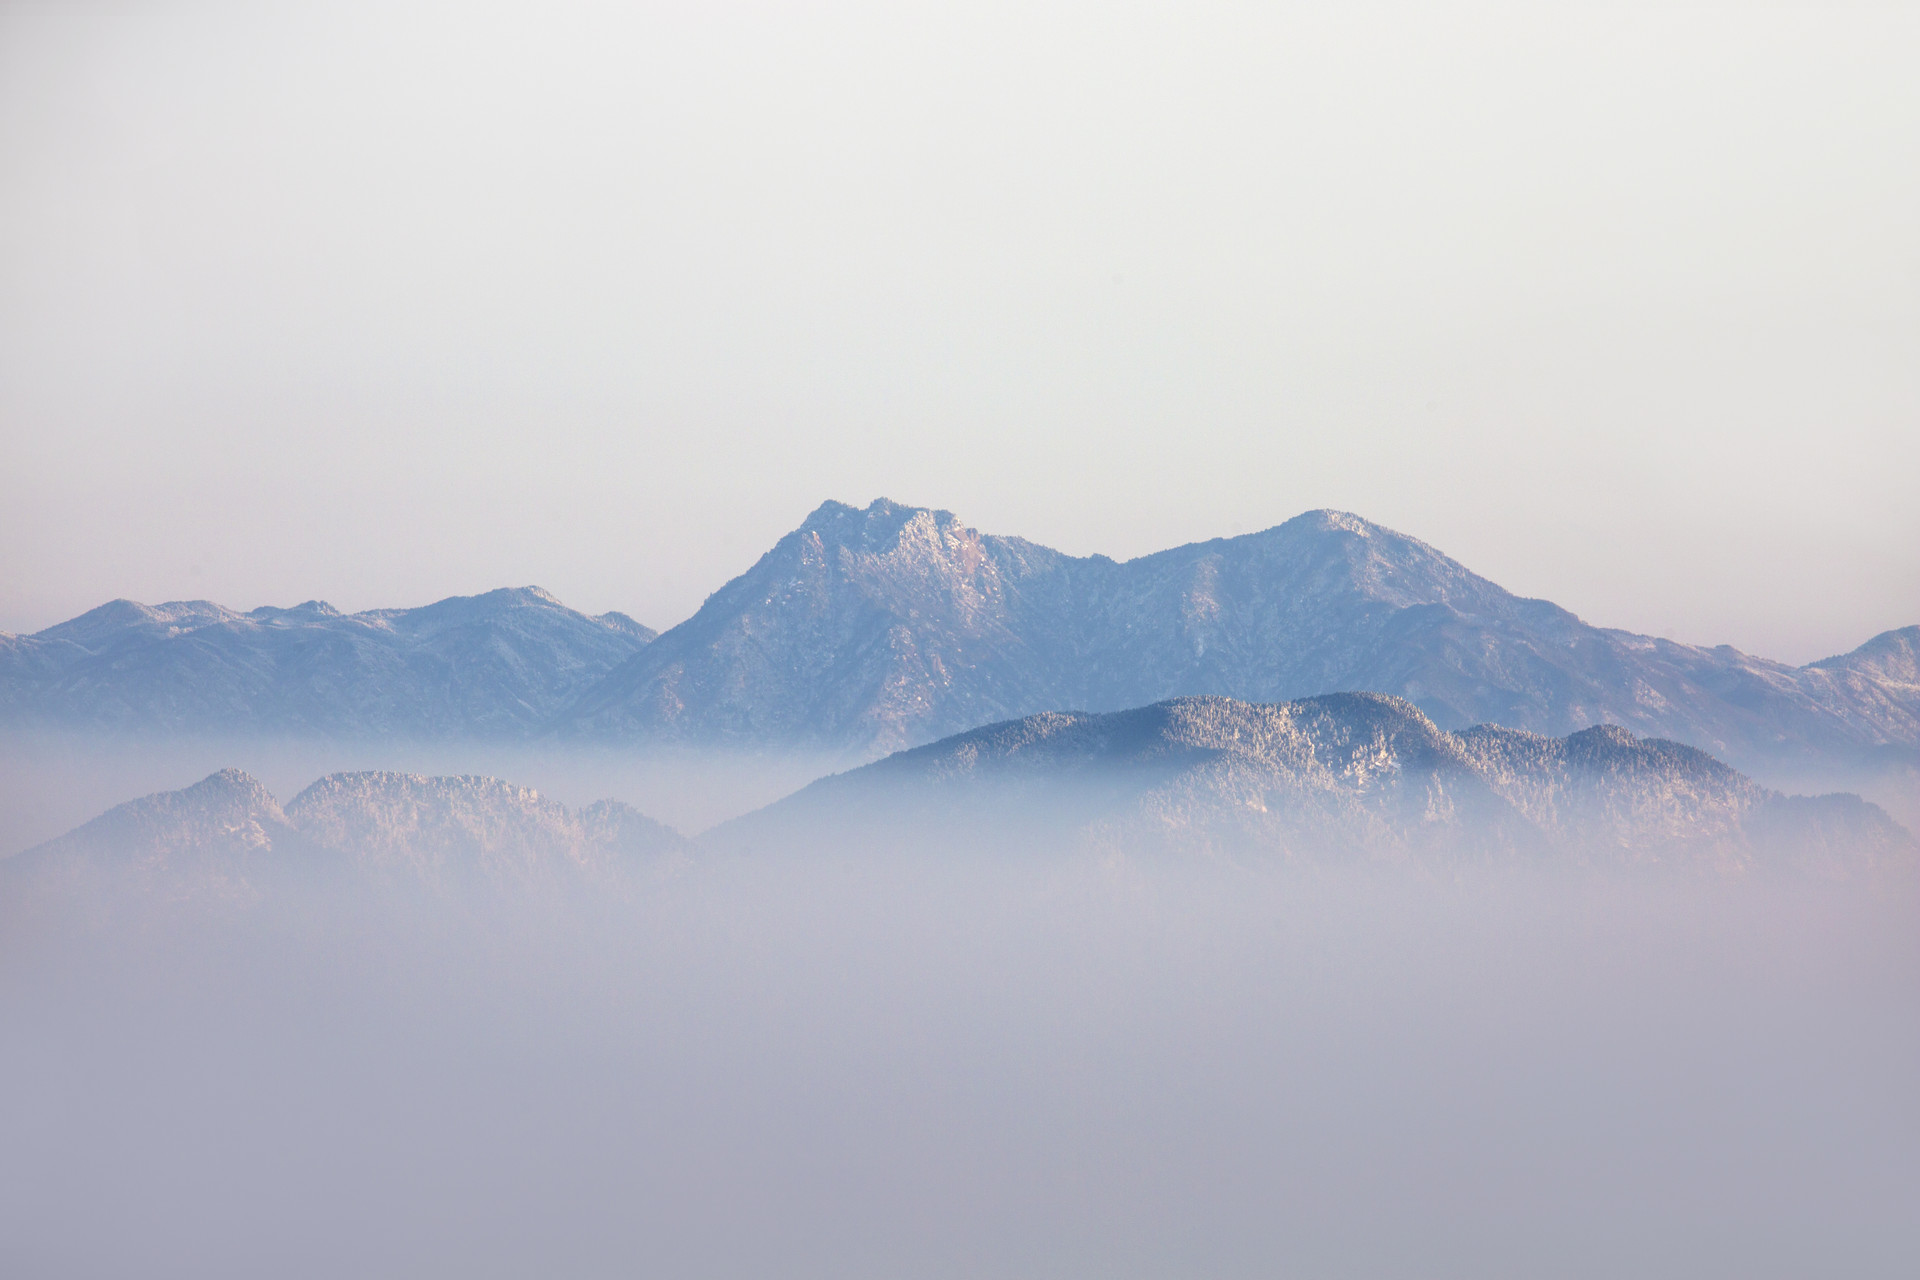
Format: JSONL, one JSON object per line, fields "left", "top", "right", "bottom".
{"left": 2, "top": 0, "right": 1915, "bottom": 663}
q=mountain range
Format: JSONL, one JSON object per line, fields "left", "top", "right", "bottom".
{"left": 10, "top": 695, "right": 1910, "bottom": 904}
{"left": 0, "top": 587, "right": 651, "bottom": 737}
{"left": 4, "top": 500, "right": 1915, "bottom": 771}
{"left": 7, "top": 766, "right": 685, "bottom": 905}
{"left": 719, "top": 693, "right": 1912, "bottom": 874}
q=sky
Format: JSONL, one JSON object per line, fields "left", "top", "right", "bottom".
{"left": 1, "top": 0, "right": 1915, "bottom": 664}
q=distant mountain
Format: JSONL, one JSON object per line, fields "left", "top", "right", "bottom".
{"left": 285, "top": 771, "right": 680, "bottom": 886}
{"left": 714, "top": 694, "right": 1914, "bottom": 874}
{"left": 6, "top": 768, "right": 685, "bottom": 903}
{"left": 0, "top": 587, "right": 652, "bottom": 737}
{"left": 565, "top": 499, "right": 1072, "bottom": 752}
{"left": 1, "top": 768, "right": 303, "bottom": 905}
{"left": 18, "top": 700, "right": 1904, "bottom": 903}
{"left": 564, "top": 499, "right": 1920, "bottom": 767}
{"left": 5, "top": 503, "right": 1914, "bottom": 770}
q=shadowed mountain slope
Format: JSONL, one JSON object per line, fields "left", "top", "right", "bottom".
{"left": 714, "top": 694, "right": 1913, "bottom": 873}
{"left": 567, "top": 499, "right": 1919, "bottom": 765}
{"left": 0, "top": 587, "right": 652, "bottom": 737}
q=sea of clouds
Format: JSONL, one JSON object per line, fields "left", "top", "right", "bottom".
{"left": 4, "top": 821, "right": 1915, "bottom": 1279}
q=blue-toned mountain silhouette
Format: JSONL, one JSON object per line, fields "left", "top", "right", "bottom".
{"left": 4, "top": 501, "right": 1914, "bottom": 769}
{"left": 710, "top": 693, "right": 1914, "bottom": 874}
{"left": 564, "top": 500, "right": 1918, "bottom": 764}
{"left": 0, "top": 587, "right": 651, "bottom": 737}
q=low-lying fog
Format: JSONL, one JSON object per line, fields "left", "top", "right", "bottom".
{"left": 4, "top": 734, "right": 1918, "bottom": 1277}
{"left": 4, "top": 849, "right": 1917, "bottom": 1278}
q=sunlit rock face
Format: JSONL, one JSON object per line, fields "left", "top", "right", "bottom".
{"left": 566, "top": 499, "right": 1920, "bottom": 763}
{"left": 716, "top": 693, "right": 1916, "bottom": 874}
{"left": 0, "top": 587, "right": 653, "bottom": 738}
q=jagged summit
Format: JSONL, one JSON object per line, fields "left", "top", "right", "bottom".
{"left": 567, "top": 498, "right": 1068, "bottom": 752}
{"left": 797, "top": 497, "right": 954, "bottom": 547}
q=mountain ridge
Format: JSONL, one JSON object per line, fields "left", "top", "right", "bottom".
{"left": 4, "top": 502, "right": 1914, "bottom": 771}
{"left": 716, "top": 693, "right": 1913, "bottom": 873}
{"left": 8, "top": 767, "right": 687, "bottom": 902}
{"left": 566, "top": 499, "right": 1920, "bottom": 765}
{"left": 12, "top": 696, "right": 1909, "bottom": 901}
{"left": 0, "top": 586, "right": 654, "bottom": 738}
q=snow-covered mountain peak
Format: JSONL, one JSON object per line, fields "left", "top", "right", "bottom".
{"left": 379, "top": 585, "right": 568, "bottom": 625}
{"left": 1266, "top": 510, "right": 1497, "bottom": 608}
{"left": 246, "top": 600, "right": 343, "bottom": 623}
{"left": 593, "top": 611, "right": 656, "bottom": 642}
{"left": 1569, "top": 723, "right": 1638, "bottom": 748}
{"left": 723, "top": 499, "right": 1039, "bottom": 627}
{"left": 34, "top": 598, "right": 243, "bottom": 649}
{"left": 1296, "top": 509, "right": 1379, "bottom": 537}
{"left": 189, "top": 767, "right": 281, "bottom": 804}
{"left": 560, "top": 502, "right": 1919, "bottom": 762}
{"left": 482, "top": 585, "right": 565, "bottom": 608}
{"left": 795, "top": 497, "right": 968, "bottom": 556}
{"left": 8, "top": 503, "right": 1914, "bottom": 770}
{"left": 1809, "top": 626, "right": 1920, "bottom": 686}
